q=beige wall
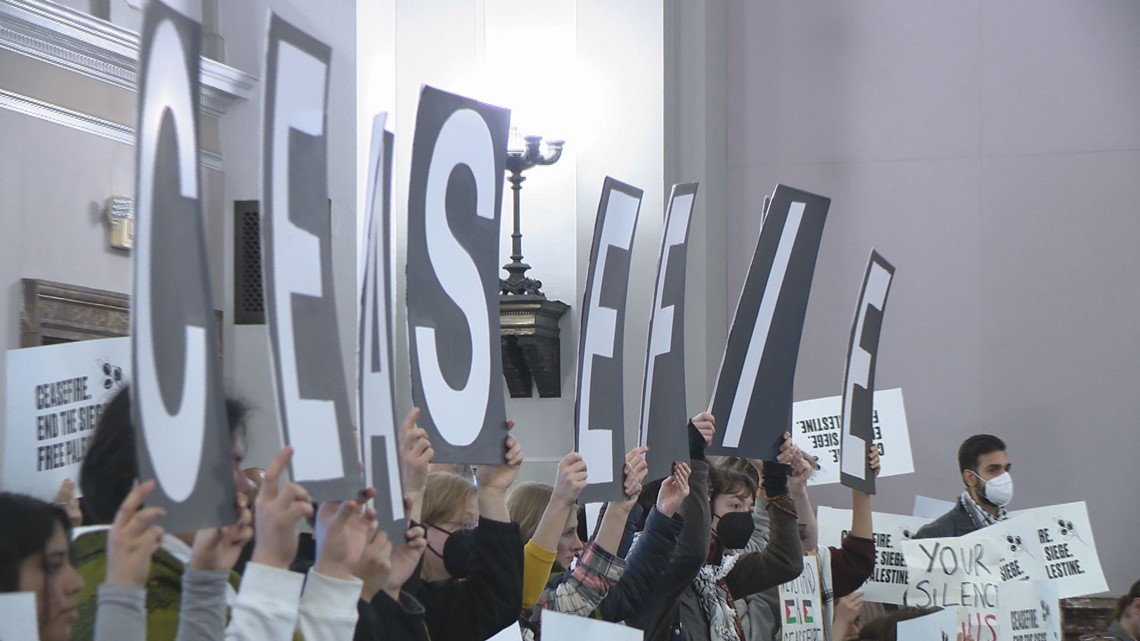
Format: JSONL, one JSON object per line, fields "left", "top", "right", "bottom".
{"left": 722, "top": 0, "right": 1140, "bottom": 593}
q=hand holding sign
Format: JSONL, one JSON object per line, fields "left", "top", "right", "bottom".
{"left": 188, "top": 493, "right": 254, "bottom": 574}
{"left": 656, "top": 462, "right": 691, "bottom": 517}
{"left": 106, "top": 479, "right": 165, "bottom": 588}
{"left": 251, "top": 447, "right": 315, "bottom": 570}
{"left": 475, "top": 421, "right": 524, "bottom": 523}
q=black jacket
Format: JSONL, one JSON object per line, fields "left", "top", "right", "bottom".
{"left": 913, "top": 501, "right": 980, "bottom": 539}
{"left": 596, "top": 506, "right": 685, "bottom": 622}
{"left": 405, "top": 516, "right": 524, "bottom": 641}
{"left": 355, "top": 591, "right": 430, "bottom": 641}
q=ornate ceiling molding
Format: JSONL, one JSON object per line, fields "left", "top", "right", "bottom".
{"left": 1, "top": 88, "right": 225, "bottom": 171}
{"left": 0, "top": 0, "right": 256, "bottom": 118}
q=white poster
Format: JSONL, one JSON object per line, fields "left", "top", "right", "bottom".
{"left": 2, "top": 337, "right": 129, "bottom": 500}
{"left": 792, "top": 388, "right": 912, "bottom": 487}
{"left": 902, "top": 536, "right": 1004, "bottom": 641}
{"left": 0, "top": 592, "right": 40, "bottom": 640}
{"left": 895, "top": 607, "right": 958, "bottom": 641}
{"left": 777, "top": 554, "right": 824, "bottom": 641}
{"left": 542, "top": 610, "right": 641, "bottom": 641}
{"left": 964, "top": 501, "right": 1107, "bottom": 599}
{"left": 816, "top": 506, "right": 931, "bottom": 604}
{"left": 998, "top": 580, "right": 1062, "bottom": 641}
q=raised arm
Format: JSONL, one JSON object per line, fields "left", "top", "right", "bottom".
{"left": 593, "top": 446, "right": 648, "bottom": 555}
{"left": 398, "top": 408, "right": 432, "bottom": 524}
{"left": 95, "top": 480, "right": 165, "bottom": 641}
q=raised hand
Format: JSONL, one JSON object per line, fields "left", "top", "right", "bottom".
{"left": 869, "top": 445, "right": 881, "bottom": 478}
{"left": 475, "top": 420, "right": 525, "bottom": 493}
{"left": 831, "top": 591, "right": 864, "bottom": 641}
{"left": 190, "top": 494, "right": 255, "bottom": 572}
{"left": 656, "top": 462, "right": 691, "bottom": 517}
{"left": 399, "top": 408, "right": 432, "bottom": 495}
{"left": 353, "top": 526, "right": 392, "bottom": 602}
{"left": 382, "top": 525, "right": 428, "bottom": 601}
{"left": 250, "top": 446, "right": 314, "bottom": 570}
{"left": 105, "top": 480, "right": 165, "bottom": 587}
{"left": 777, "top": 433, "right": 812, "bottom": 488}
{"left": 56, "top": 477, "right": 83, "bottom": 527}
{"left": 619, "top": 446, "right": 649, "bottom": 501}
{"left": 690, "top": 411, "right": 715, "bottom": 446}
{"left": 551, "top": 452, "right": 588, "bottom": 508}
{"left": 314, "top": 488, "right": 377, "bottom": 581}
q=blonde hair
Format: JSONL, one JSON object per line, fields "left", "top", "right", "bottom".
{"left": 507, "top": 482, "right": 554, "bottom": 542}
{"left": 422, "top": 472, "right": 477, "bottom": 526}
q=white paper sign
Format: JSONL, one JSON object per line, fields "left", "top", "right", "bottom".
{"left": 895, "top": 607, "right": 958, "bottom": 641}
{"left": 998, "top": 581, "right": 1062, "bottom": 641}
{"left": 964, "top": 502, "right": 1107, "bottom": 599}
{"left": 816, "top": 506, "right": 931, "bottom": 604}
{"left": 902, "top": 536, "right": 1004, "bottom": 641}
{"left": 792, "top": 388, "right": 912, "bottom": 486}
{"left": 2, "top": 337, "right": 130, "bottom": 500}
{"left": 914, "top": 495, "right": 956, "bottom": 519}
{"left": 0, "top": 592, "right": 40, "bottom": 641}
{"left": 486, "top": 623, "right": 523, "bottom": 641}
{"left": 541, "top": 609, "right": 641, "bottom": 641}
{"left": 778, "top": 554, "right": 824, "bottom": 641}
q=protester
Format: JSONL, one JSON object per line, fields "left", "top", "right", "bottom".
{"left": 914, "top": 434, "right": 1012, "bottom": 538}
{"left": 71, "top": 386, "right": 253, "bottom": 641}
{"left": 1107, "top": 579, "right": 1140, "bottom": 641}
{"left": 508, "top": 450, "right": 588, "bottom": 609}
{"left": 0, "top": 492, "right": 85, "bottom": 641}
{"left": 394, "top": 416, "right": 525, "bottom": 641}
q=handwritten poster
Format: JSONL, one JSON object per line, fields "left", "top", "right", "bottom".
{"left": 902, "top": 536, "right": 1004, "bottom": 641}
{"left": 777, "top": 554, "right": 824, "bottom": 641}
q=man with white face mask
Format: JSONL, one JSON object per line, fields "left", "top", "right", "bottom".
{"left": 914, "top": 434, "right": 1012, "bottom": 539}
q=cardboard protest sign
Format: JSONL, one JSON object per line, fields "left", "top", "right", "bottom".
{"left": 132, "top": 0, "right": 236, "bottom": 531}
{"left": 817, "top": 506, "right": 932, "bottom": 604}
{"left": 895, "top": 607, "right": 958, "bottom": 641}
{"left": 406, "top": 86, "right": 510, "bottom": 464}
{"left": 575, "top": 178, "right": 643, "bottom": 502}
{"left": 639, "top": 183, "right": 698, "bottom": 483}
{"left": 359, "top": 113, "right": 405, "bottom": 539}
{"left": 998, "top": 580, "right": 1062, "bottom": 641}
{"left": 778, "top": 554, "right": 824, "bottom": 641}
{"left": 2, "top": 338, "right": 128, "bottom": 499}
{"left": 964, "top": 502, "right": 1107, "bottom": 598}
{"left": 263, "top": 14, "right": 360, "bottom": 501}
{"left": 792, "top": 388, "right": 913, "bottom": 487}
{"left": 902, "top": 536, "right": 1004, "bottom": 641}
{"left": 542, "top": 609, "right": 641, "bottom": 641}
{"left": 0, "top": 592, "right": 40, "bottom": 640}
{"left": 839, "top": 250, "right": 895, "bottom": 494}
{"left": 708, "top": 185, "right": 830, "bottom": 460}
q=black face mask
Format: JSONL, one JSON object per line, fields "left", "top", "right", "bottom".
{"left": 427, "top": 524, "right": 476, "bottom": 578}
{"left": 714, "top": 511, "right": 755, "bottom": 550}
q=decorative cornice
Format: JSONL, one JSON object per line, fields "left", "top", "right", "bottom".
{"left": 0, "top": 89, "right": 224, "bottom": 171}
{"left": 0, "top": 0, "right": 256, "bottom": 118}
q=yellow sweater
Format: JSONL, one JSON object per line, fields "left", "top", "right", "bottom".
{"left": 521, "top": 540, "right": 558, "bottom": 609}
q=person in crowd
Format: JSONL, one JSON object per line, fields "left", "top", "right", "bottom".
{"left": 914, "top": 434, "right": 1012, "bottom": 539}
{"left": 669, "top": 437, "right": 803, "bottom": 641}
{"left": 0, "top": 492, "right": 85, "bottom": 641}
{"left": 519, "top": 449, "right": 691, "bottom": 640}
{"left": 71, "top": 385, "right": 253, "bottom": 641}
{"left": 365, "top": 411, "right": 524, "bottom": 641}
{"left": 508, "top": 450, "right": 589, "bottom": 609}
{"left": 732, "top": 437, "right": 879, "bottom": 641}
{"left": 625, "top": 412, "right": 720, "bottom": 641}
{"left": 1106, "top": 579, "right": 1140, "bottom": 641}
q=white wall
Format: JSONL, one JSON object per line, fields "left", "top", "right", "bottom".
{"left": 352, "top": 0, "right": 664, "bottom": 484}
{"left": 722, "top": 0, "right": 1140, "bottom": 593}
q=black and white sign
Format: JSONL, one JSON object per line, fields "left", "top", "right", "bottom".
{"left": 576, "top": 178, "right": 643, "bottom": 502}
{"left": 839, "top": 250, "right": 895, "bottom": 494}
{"left": 708, "top": 185, "right": 830, "bottom": 460}
{"left": 131, "top": 0, "right": 236, "bottom": 531}
{"left": 406, "top": 86, "right": 510, "bottom": 464}
{"left": 359, "top": 113, "right": 405, "bottom": 539}
{"left": 3, "top": 338, "right": 129, "bottom": 500}
{"left": 263, "top": 14, "right": 360, "bottom": 500}
{"left": 639, "top": 183, "right": 698, "bottom": 483}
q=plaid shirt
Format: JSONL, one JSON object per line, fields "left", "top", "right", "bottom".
{"left": 960, "top": 491, "right": 1007, "bottom": 529}
{"left": 523, "top": 542, "right": 627, "bottom": 637}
